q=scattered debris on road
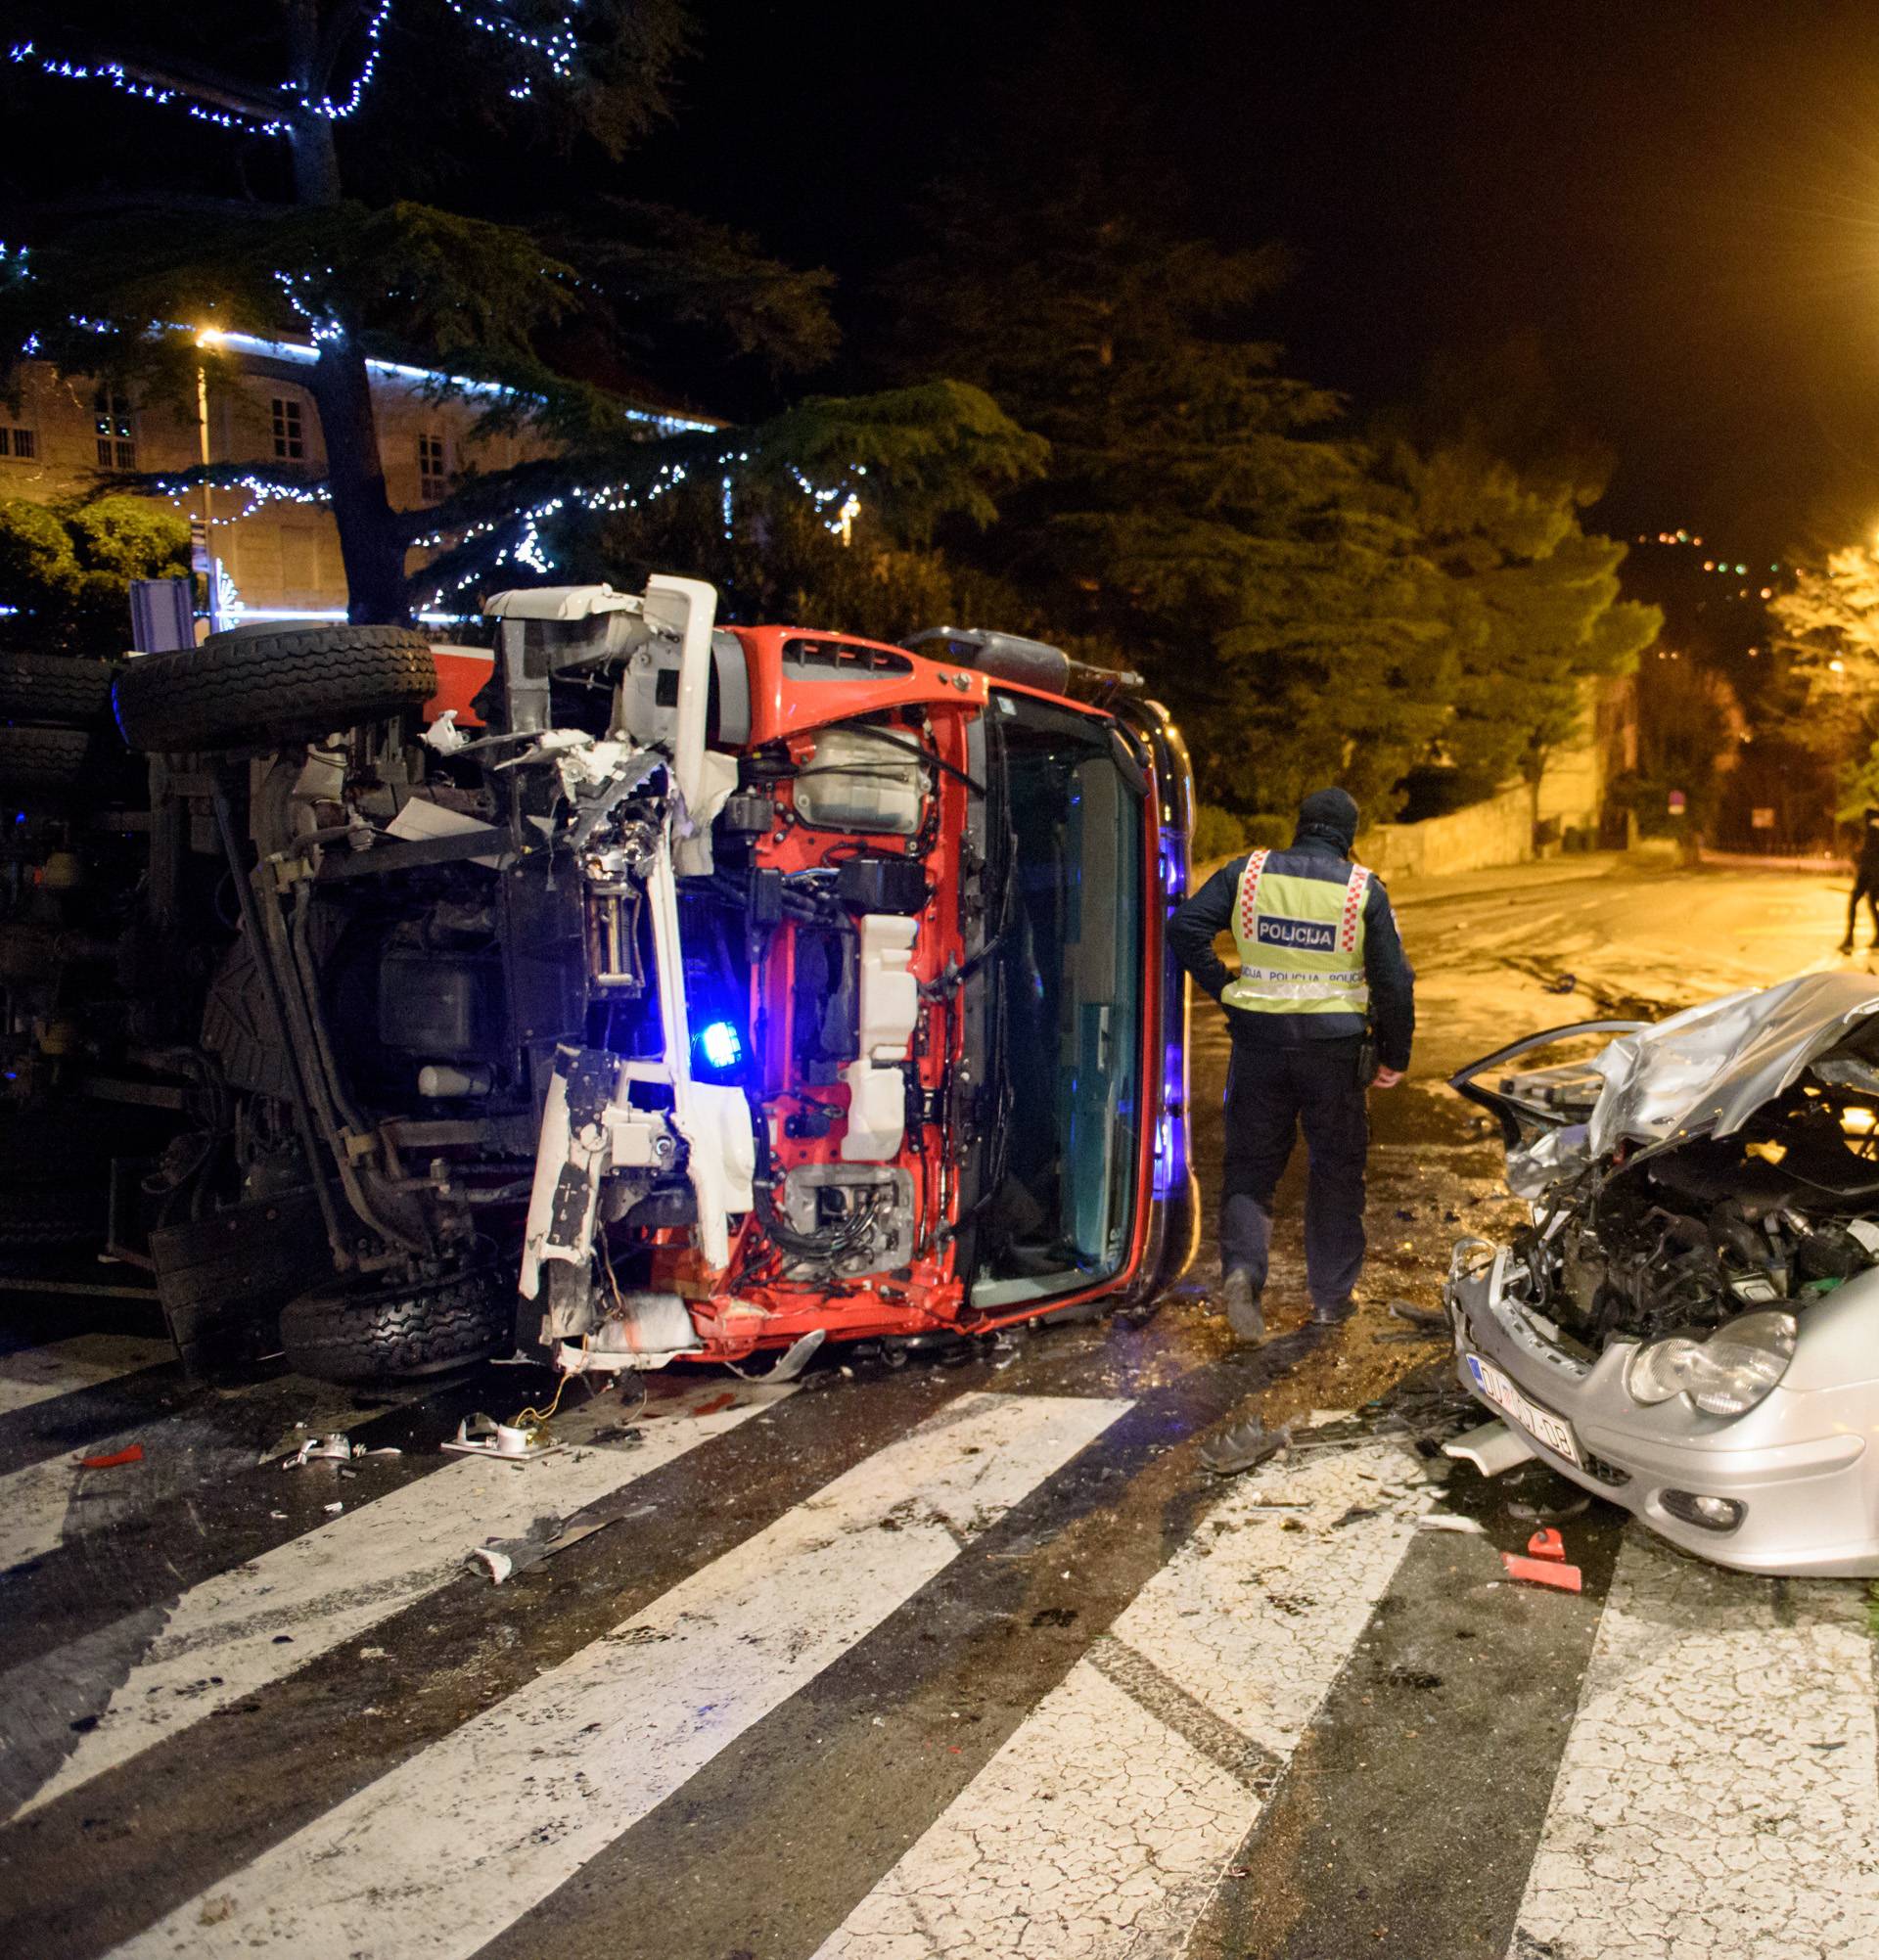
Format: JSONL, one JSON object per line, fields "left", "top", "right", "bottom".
{"left": 469, "top": 1513, "right": 612, "bottom": 1584}
{"left": 442, "top": 1413, "right": 567, "bottom": 1463}
{"left": 287, "top": 1433, "right": 354, "bottom": 1468}
{"left": 1417, "top": 1514, "right": 1487, "bottom": 1534}
{"left": 1387, "top": 1299, "right": 1447, "bottom": 1331}
{"left": 1526, "top": 1527, "right": 1567, "bottom": 1561}
{"left": 77, "top": 1443, "right": 144, "bottom": 1470}
{"left": 1198, "top": 1419, "right": 1290, "bottom": 1477}
{"left": 1508, "top": 1493, "right": 1590, "bottom": 1525}
{"left": 1501, "top": 1551, "right": 1582, "bottom": 1592}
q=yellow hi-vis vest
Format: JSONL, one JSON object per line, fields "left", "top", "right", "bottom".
{"left": 1220, "top": 848, "right": 1372, "bottom": 1015}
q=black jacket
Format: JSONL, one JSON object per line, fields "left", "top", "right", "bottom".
{"left": 1169, "top": 838, "right": 1416, "bottom": 1071}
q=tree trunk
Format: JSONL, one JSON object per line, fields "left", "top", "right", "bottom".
{"left": 285, "top": 0, "right": 407, "bottom": 623}
{"left": 311, "top": 344, "right": 410, "bottom": 624}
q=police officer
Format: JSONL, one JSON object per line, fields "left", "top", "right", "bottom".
{"left": 1169, "top": 787, "right": 1415, "bottom": 1343}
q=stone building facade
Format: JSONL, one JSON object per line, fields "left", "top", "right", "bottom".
{"left": 0, "top": 336, "right": 710, "bottom": 620}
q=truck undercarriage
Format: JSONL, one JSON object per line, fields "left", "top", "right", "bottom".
{"left": 0, "top": 578, "right": 1197, "bottom": 1380}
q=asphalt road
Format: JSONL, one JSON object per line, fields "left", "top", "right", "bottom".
{"left": 0, "top": 854, "right": 1873, "bottom": 1960}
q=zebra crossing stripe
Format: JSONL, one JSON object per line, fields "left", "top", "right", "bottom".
{"left": 813, "top": 1440, "right": 1428, "bottom": 1958}
{"left": 1506, "top": 1527, "right": 1879, "bottom": 1960}
{"left": 110, "top": 1389, "right": 1130, "bottom": 1960}
{"left": 0, "top": 1334, "right": 176, "bottom": 1416}
{"left": 10, "top": 1385, "right": 793, "bottom": 1820}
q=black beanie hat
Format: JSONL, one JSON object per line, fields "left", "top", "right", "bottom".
{"left": 1295, "top": 786, "right": 1360, "bottom": 850}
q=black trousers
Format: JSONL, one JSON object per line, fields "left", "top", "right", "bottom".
{"left": 1218, "top": 1035, "right": 1368, "bottom": 1310}
{"left": 1848, "top": 875, "right": 1879, "bottom": 947}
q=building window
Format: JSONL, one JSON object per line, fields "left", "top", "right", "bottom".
{"left": 93, "top": 387, "right": 136, "bottom": 470}
{"left": 271, "top": 396, "right": 304, "bottom": 461}
{"left": 1, "top": 427, "right": 34, "bottom": 460}
{"left": 417, "top": 432, "right": 447, "bottom": 501}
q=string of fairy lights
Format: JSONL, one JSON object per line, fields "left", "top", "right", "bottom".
{"left": 6, "top": 11, "right": 878, "bottom": 604}
{"left": 10, "top": 3, "right": 596, "bottom": 134}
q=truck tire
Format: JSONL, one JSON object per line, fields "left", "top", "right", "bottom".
{"left": 0, "top": 652, "right": 117, "bottom": 727}
{"left": 280, "top": 1267, "right": 509, "bottom": 1382}
{"left": 113, "top": 623, "right": 436, "bottom": 754}
{"left": 0, "top": 725, "right": 91, "bottom": 797}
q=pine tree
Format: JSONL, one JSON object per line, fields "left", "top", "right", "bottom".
{"left": 1768, "top": 541, "right": 1879, "bottom": 811}
{"left": 2, "top": 4, "right": 1041, "bottom": 622}
{"left": 888, "top": 179, "right": 1457, "bottom": 813}
{"left": 1376, "top": 436, "right": 1660, "bottom": 811}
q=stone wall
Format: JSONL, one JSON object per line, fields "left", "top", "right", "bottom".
{"left": 1356, "top": 781, "right": 1535, "bottom": 881}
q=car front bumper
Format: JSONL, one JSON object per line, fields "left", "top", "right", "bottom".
{"left": 1444, "top": 1241, "right": 1879, "bottom": 1577}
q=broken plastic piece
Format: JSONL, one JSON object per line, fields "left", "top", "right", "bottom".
{"left": 78, "top": 1443, "right": 144, "bottom": 1470}
{"left": 467, "top": 1515, "right": 610, "bottom": 1584}
{"left": 286, "top": 1433, "right": 354, "bottom": 1468}
{"left": 730, "top": 1327, "right": 826, "bottom": 1384}
{"left": 1507, "top": 1494, "right": 1590, "bottom": 1525}
{"left": 1501, "top": 1551, "right": 1582, "bottom": 1591}
{"left": 1417, "top": 1514, "right": 1487, "bottom": 1535}
{"left": 1527, "top": 1527, "right": 1567, "bottom": 1561}
{"left": 1197, "top": 1420, "right": 1290, "bottom": 1477}
{"left": 1442, "top": 1420, "right": 1535, "bottom": 1478}
{"left": 440, "top": 1413, "right": 566, "bottom": 1463}
{"left": 1387, "top": 1299, "right": 1446, "bottom": 1330}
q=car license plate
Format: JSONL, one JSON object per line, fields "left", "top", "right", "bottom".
{"left": 1465, "top": 1352, "right": 1581, "bottom": 1466}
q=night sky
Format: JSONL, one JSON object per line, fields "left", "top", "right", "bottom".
{"left": 629, "top": 0, "right": 1879, "bottom": 561}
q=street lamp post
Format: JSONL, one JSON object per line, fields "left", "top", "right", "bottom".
{"left": 195, "top": 328, "right": 220, "bottom": 633}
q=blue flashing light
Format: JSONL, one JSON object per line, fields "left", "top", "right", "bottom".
{"left": 697, "top": 1020, "right": 742, "bottom": 1071}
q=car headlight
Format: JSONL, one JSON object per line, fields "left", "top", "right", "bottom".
{"left": 1626, "top": 1309, "right": 1798, "bottom": 1418}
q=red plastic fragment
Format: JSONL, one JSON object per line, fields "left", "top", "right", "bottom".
{"left": 1501, "top": 1551, "right": 1581, "bottom": 1592}
{"left": 1526, "top": 1527, "right": 1566, "bottom": 1562}
{"left": 688, "top": 1392, "right": 738, "bottom": 1419}
{"left": 78, "top": 1443, "right": 144, "bottom": 1470}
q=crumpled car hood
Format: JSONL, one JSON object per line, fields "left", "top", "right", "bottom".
{"left": 1499, "top": 973, "right": 1879, "bottom": 1199}
{"left": 1586, "top": 972, "right": 1879, "bottom": 1155}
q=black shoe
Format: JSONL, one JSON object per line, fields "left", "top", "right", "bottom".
{"left": 1310, "top": 1297, "right": 1354, "bottom": 1326}
{"left": 1220, "top": 1269, "right": 1265, "bottom": 1344}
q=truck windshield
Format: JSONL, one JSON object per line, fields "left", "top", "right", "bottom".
{"left": 972, "top": 693, "right": 1146, "bottom": 1305}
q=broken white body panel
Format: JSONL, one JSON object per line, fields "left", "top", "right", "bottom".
{"left": 842, "top": 914, "right": 920, "bottom": 1163}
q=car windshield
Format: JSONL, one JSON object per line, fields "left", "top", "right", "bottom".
{"left": 973, "top": 692, "right": 1146, "bottom": 1305}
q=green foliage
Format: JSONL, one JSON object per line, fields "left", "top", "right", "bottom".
{"left": 0, "top": 497, "right": 190, "bottom": 655}
{"left": 1768, "top": 544, "right": 1879, "bottom": 810}
{"left": 1243, "top": 814, "right": 1294, "bottom": 850}
{"left": 1371, "top": 438, "right": 1660, "bottom": 800}
{"left": 1190, "top": 805, "right": 1248, "bottom": 863}
{"left": 887, "top": 165, "right": 1653, "bottom": 821}
{"left": 584, "top": 464, "right": 1039, "bottom": 646}
{"left": 753, "top": 384, "right": 1048, "bottom": 542}
{"left": 886, "top": 184, "right": 1457, "bottom": 815}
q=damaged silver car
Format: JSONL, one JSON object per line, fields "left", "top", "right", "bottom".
{"left": 1445, "top": 972, "right": 1879, "bottom": 1576}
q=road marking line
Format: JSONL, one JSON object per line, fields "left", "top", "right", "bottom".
{"left": 0, "top": 1375, "right": 426, "bottom": 1576}
{"left": 813, "top": 1441, "right": 1427, "bottom": 1959}
{"left": 14, "top": 1387, "right": 791, "bottom": 1818}
{"left": 1507, "top": 1527, "right": 1879, "bottom": 1960}
{"left": 113, "top": 1390, "right": 1129, "bottom": 1960}
{"left": 0, "top": 1334, "right": 175, "bottom": 1415}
